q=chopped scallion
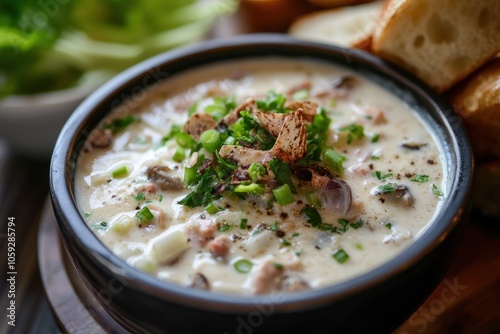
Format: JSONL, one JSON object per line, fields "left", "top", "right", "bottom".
{"left": 205, "top": 202, "right": 220, "bottom": 215}
{"left": 200, "top": 129, "right": 221, "bottom": 153}
{"left": 248, "top": 162, "right": 266, "bottom": 182}
{"left": 234, "top": 258, "right": 253, "bottom": 274}
{"left": 323, "top": 149, "right": 346, "bottom": 174}
{"left": 234, "top": 183, "right": 265, "bottom": 195}
{"left": 333, "top": 249, "right": 349, "bottom": 264}
{"left": 136, "top": 207, "right": 154, "bottom": 223}
{"left": 112, "top": 165, "right": 128, "bottom": 178}
{"left": 273, "top": 184, "right": 294, "bottom": 205}
{"left": 172, "top": 147, "right": 186, "bottom": 162}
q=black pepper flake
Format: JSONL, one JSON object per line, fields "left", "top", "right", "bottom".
{"left": 315, "top": 245, "right": 321, "bottom": 250}
{"left": 280, "top": 212, "right": 289, "bottom": 220}
{"left": 369, "top": 163, "right": 374, "bottom": 170}
{"left": 297, "top": 200, "right": 303, "bottom": 205}
{"left": 410, "top": 161, "right": 415, "bottom": 165}
{"left": 379, "top": 198, "right": 386, "bottom": 204}
{"left": 135, "top": 205, "right": 140, "bottom": 210}
{"left": 405, "top": 172, "right": 414, "bottom": 178}
{"left": 427, "top": 159, "right": 435, "bottom": 165}
{"left": 276, "top": 230, "right": 285, "bottom": 238}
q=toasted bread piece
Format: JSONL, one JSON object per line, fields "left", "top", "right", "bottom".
{"left": 372, "top": 0, "right": 500, "bottom": 92}
{"left": 447, "top": 57, "right": 500, "bottom": 161}
{"left": 306, "top": 0, "right": 374, "bottom": 7}
{"left": 289, "top": 1, "right": 382, "bottom": 48}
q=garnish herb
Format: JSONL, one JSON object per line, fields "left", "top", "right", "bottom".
{"left": 239, "top": 218, "right": 248, "bottom": 229}
{"left": 371, "top": 134, "right": 380, "bottom": 143}
{"left": 432, "top": 184, "right": 444, "bottom": 197}
{"left": 256, "top": 90, "right": 286, "bottom": 113}
{"left": 234, "top": 183, "right": 265, "bottom": 195}
{"left": 384, "top": 222, "right": 392, "bottom": 229}
{"left": 340, "top": 123, "right": 364, "bottom": 144}
{"left": 136, "top": 207, "right": 154, "bottom": 223}
{"left": 412, "top": 175, "right": 429, "bottom": 183}
{"left": 234, "top": 259, "right": 253, "bottom": 274}
{"left": 270, "top": 222, "right": 279, "bottom": 231}
{"left": 355, "top": 243, "right": 363, "bottom": 250}
{"left": 269, "top": 158, "right": 296, "bottom": 192}
{"left": 105, "top": 115, "right": 135, "bottom": 134}
{"left": 188, "top": 101, "right": 198, "bottom": 116}
{"left": 134, "top": 192, "right": 146, "bottom": 201}
{"left": 178, "top": 173, "right": 219, "bottom": 208}
{"left": 292, "top": 232, "right": 300, "bottom": 237}
{"left": 158, "top": 195, "right": 163, "bottom": 202}
{"left": 375, "top": 182, "right": 398, "bottom": 194}
{"left": 273, "top": 184, "right": 295, "bottom": 206}
{"left": 370, "top": 155, "right": 380, "bottom": 160}
{"left": 172, "top": 147, "right": 186, "bottom": 162}
{"left": 248, "top": 162, "right": 266, "bottom": 182}
{"left": 205, "top": 202, "right": 220, "bottom": 215}
{"left": 273, "top": 262, "right": 284, "bottom": 270}
{"left": 200, "top": 129, "right": 221, "bottom": 153}
{"left": 84, "top": 212, "right": 91, "bottom": 218}
{"left": 373, "top": 171, "right": 393, "bottom": 180}
{"left": 92, "top": 221, "right": 108, "bottom": 230}
{"left": 323, "top": 149, "right": 346, "bottom": 174}
{"left": 301, "top": 208, "right": 364, "bottom": 234}
{"left": 112, "top": 165, "right": 128, "bottom": 178}
{"left": 332, "top": 249, "right": 349, "bottom": 264}
{"left": 204, "top": 96, "right": 236, "bottom": 121}
{"left": 218, "top": 223, "right": 233, "bottom": 232}
{"left": 293, "top": 89, "right": 309, "bottom": 101}
{"left": 280, "top": 239, "right": 291, "bottom": 247}
{"left": 295, "top": 249, "right": 303, "bottom": 256}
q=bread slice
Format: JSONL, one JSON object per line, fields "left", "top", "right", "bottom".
{"left": 372, "top": 0, "right": 500, "bottom": 92}
{"left": 289, "top": 1, "right": 383, "bottom": 48}
{"left": 306, "top": 0, "right": 374, "bottom": 8}
{"left": 447, "top": 57, "right": 500, "bottom": 161}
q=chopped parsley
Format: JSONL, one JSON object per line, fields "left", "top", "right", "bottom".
{"left": 269, "top": 158, "right": 296, "bottom": 193}
{"left": 340, "top": 123, "right": 364, "bottom": 144}
{"left": 412, "top": 175, "right": 429, "bottom": 183}
{"left": 301, "top": 208, "right": 364, "bottom": 234}
{"left": 432, "top": 184, "right": 444, "bottom": 197}
{"left": 218, "top": 223, "right": 233, "bottom": 232}
{"left": 373, "top": 171, "right": 393, "bottom": 180}
{"left": 292, "top": 232, "right": 300, "bottom": 237}
{"left": 384, "top": 222, "right": 392, "bottom": 229}
{"left": 105, "top": 115, "right": 135, "bottom": 134}
{"left": 256, "top": 90, "right": 286, "bottom": 113}
{"left": 371, "top": 134, "right": 380, "bottom": 143}
{"left": 270, "top": 222, "right": 279, "bottom": 231}
{"left": 134, "top": 192, "right": 146, "bottom": 201}
{"left": 177, "top": 173, "right": 219, "bottom": 208}
{"left": 375, "top": 182, "right": 399, "bottom": 194}
{"left": 239, "top": 218, "right": 248, "bottom": 229}
{"left": 280, "top": 239, "right": 291, "bottom": 247}
{"left": 370, "top": 155, "right": 380, "bottom": 160}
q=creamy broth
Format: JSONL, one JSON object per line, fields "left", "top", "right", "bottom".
{"left": 75, "top": 59, "right": 444, "bottom": 295}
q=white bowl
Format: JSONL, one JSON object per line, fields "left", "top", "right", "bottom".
{"left": 0, "top": 84, "right": 97, "bottom": 158}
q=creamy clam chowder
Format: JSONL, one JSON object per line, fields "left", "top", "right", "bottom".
{"left": 75, "top": 58, "right": 444, "bottom": 295}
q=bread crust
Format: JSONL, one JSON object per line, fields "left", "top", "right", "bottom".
{"left": 447, "top": 57, "right": 500, "bottom": 161}
{"left": 372, "top": 0, "right": 500, "bottom": 92}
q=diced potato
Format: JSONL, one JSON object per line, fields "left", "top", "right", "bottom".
{"left": 150, "top": 226, "right": 189, "bottom": 264}
{"left": 131, "top": 256, "right": 157, "bottom": 274}
{"left": 111, "top": 215, "right": 138, "bottom": 233}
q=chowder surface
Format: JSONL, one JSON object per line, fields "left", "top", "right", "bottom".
{"left": 75, "top": 58, "right": 444, "bottom": 295}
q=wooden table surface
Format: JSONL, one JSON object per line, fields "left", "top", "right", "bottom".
{"left": 1, "top": 3, "right": 499, "bottom": 333}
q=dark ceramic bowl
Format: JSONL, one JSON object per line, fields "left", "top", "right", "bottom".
{"left": 50, "top": 34, "right": 473, "bottom": 334}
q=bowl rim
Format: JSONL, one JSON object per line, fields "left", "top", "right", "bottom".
{"left": 50, "top": 33, "right": 473, "bottom": 312}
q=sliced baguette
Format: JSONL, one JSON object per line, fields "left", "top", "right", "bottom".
{"left": 372, "top": 0, "right": 500, "bottom": 92}
{"left": 306, "top": 0, "right": 374, "bottom": 8}
{"left": 447, "top": 57, "right": 500, "bottom": 161}
{"left": 289, "top": 1, "right": 383, "bottom": 48}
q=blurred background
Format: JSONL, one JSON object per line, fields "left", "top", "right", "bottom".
{"left": 0, "top": 0, "right": 355, "bottom": 157}
{"left": 0, "top": 1, "right": 499, "bottom": 333}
